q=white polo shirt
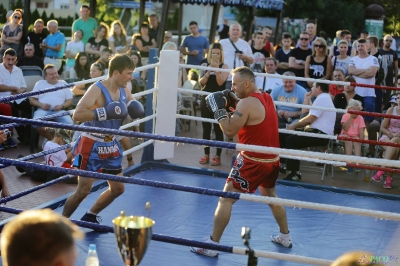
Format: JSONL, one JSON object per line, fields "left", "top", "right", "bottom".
{"left": 0, "top": 64, "right": 27, "bottom": 97}
{"left": 219, "top": 38, "right": 253, "bottom": 81}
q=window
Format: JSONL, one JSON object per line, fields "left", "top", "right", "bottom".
{"left": 36, "top": 2, "right": 49, "bottom": 8}
{"left": 60, "top": 5, "right": 69, "bottom": 9}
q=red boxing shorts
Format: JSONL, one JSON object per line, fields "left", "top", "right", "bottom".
{"left": 227, "top": 152, "right": 279, "bottom": 193}
{"left": 72, "top": 133, "right": 123, "bottom": 175}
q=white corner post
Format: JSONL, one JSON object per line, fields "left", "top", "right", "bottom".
{"left": 153, "top": 50, "right": 179, "bottom": 160}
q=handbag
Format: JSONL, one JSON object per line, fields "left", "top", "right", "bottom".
{"left": 229, "top": 39, "right": 249, "bottom": 67}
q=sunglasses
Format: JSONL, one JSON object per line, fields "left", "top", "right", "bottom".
{"left": 300, "top": 38, "right": 309, "bottom": 41}
{"left": 14, "top": 15, "right": 21, "bottom": 19}
{"left": 314, "top": 44, "right": 325, "bottom": 48}
{"left": 24, "top": 49, "right": 33, "bottom": 51}
{"left": 385, "top": 40, "right": 393, "bottom": 42}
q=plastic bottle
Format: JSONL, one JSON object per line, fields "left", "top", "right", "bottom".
{"left": 85, "top": 244, "right": 99, "bottom": 266}
{"left": 364, "top": 169, "right": 371, "bottom": 182}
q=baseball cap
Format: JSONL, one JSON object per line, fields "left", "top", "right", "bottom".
{"left": 389, "top": 95, "right": 397, "bottom": 104}
{"left": 55, "top": 128, "right": 72, "bottom": 144}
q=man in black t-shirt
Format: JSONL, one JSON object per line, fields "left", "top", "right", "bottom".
{"left": 25, "top": 19, "right": 47, "bottom": 59}
{"left": 379, "top": 35, "right": 399, "bottom": 107}
{"left": 275, "top": 32, "right": 292, "bottom": 75}
{"left": 16, "top": 43, "right": 44, "bottom": 70}
{"left": 289, "top": 32, "right": 312, "bottom": 88}
{"left": 250, "top": 32, "right": 270, "bottom": 88}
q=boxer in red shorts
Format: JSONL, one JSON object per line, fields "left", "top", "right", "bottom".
{"left": 191, "top": 66, "right": 292, "bottom": 258}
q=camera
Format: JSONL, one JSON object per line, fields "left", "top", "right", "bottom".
{"left": 236, "top": 51, "right": 243, "bottom": 54}
{"left": 3, "top": 129, "right": 11, "bottom": 138}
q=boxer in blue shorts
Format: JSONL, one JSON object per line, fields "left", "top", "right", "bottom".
{"left": 62, "top": 54, "right": 144, "bottom": 223}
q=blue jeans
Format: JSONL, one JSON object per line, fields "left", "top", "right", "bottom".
{"left": 363, "top": 96, "right": 376, "bottom": 122}
{"left": 32, "top": 109, "right": 74, "bottom": 128}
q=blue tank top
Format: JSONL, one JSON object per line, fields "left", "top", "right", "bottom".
{"left": 83, "top": 80, "right": 127, "bottom": 130}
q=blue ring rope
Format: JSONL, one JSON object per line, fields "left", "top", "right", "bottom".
{"left": 0, "top": 111, "right": 71, "bottom": 130}
{"left": 0, "top": 116, "right": 237, "bottom": 151}
{"left": 0, "top": 158, "right": 240, "bottom": 204}
{"left": 0, "top": 175, "right": 73, "bottom": 204}
{"left": 0, "top": 143, "right": 71, "bottom": 168}
{"left": 0, "top": 205, "right": 233, "bottom": 253}
{"left": 0, "top": 83, "right": 76, "bottom": 104}
{"left": 71, "top": 220, "right": 234, "bottom": 253}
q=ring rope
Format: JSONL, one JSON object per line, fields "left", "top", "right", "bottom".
{"left": 0, "top": 110, "right": 73, "bottom": 130}
{"left": 0, "top": 174, "right": 73, "bottom": 204}
{"left": 181, "top": 63, "right": 400, "bottom": 91}
{"left": 350, "top": 82, "right": 400, "bottom": 91}
{"left": 122, "top": 140, "right": 154, "bottom": 156}
{"left": 119, "top": 114, "right": 157, "bottom": 130}
{"left": 177, "top": 88, "right": 400, "bottom": 121}
{"left": 133, "top": 62, "right": 159, "bottom": 72}
{"left": 131, "top": 88, "right": 157, "bottom": 99}
{"left": 70, "top": 220, "right": 333, "bottom": 266}
{"left": 0, "top": 76, "right": 106, "bottom": 104}
{"left": 0, "top": 203, "right": 332, "bottom": 266}
{"left": 0, "top": 142, "right": 72, "bottom": 169}
{"left": 2, "top": 115, "right": 400, "bottom": 168}
{"left": 179, "top": 112, "right": 400, "bottom": 148}
{"left": 1, "top": 158, "right": 400, "bottom": 221}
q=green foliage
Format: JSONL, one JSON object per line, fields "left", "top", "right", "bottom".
{"left": 93, "top": 0, "right": 122, "bottom": 26}
{"left": 10, "top": 0, "right": 23, "bottom": 10}
{"left": 0, "top": 3, "right": 7, "bottom": 25}
{"left": 167, "top": 7, "right": 179, "bottom": 30}
{"left": 282, "top": 0, "right": 366, "bottom": 38}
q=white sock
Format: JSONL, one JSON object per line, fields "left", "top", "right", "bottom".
{"left": 87, "top": 211, "right": 97, "bottom": 215}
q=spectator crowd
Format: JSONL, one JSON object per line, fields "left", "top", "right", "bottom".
{"left": 1, "top": 5, "right": 400, "bottom": 191}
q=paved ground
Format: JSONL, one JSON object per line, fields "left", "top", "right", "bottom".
{"left": 1, "top": 113, "right": 399, "bottom": 221}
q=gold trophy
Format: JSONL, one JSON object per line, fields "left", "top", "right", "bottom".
{"left": 113, "top": 203, "right": 155, "bottom": 266}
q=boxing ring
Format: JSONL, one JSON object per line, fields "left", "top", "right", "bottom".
{"left": 0, "top": 50, "right": 399, "bottom": 265}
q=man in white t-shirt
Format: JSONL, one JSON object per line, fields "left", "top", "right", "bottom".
{"left": 262, "top": 58, "right": 283, "bottom": 92}
{"left": 348, "top": 38, "right": 379, "bottom": 128}
{"left": 30, "top": 64, "right": 73, "bottom": 140}
{"left": 219, "top": 23, "right": 254, "bottom": 90}
{"left": 282, "top": 82, "right": 336, "bottom": 181}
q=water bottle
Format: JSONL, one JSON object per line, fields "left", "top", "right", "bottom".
{"left": 85, "top": 244, "right": 99, "bottom": 266}
{"left": 364, "top": 169, "right": 371, "bottom": 182}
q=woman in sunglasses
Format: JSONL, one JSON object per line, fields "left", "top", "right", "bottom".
{"left": 304, "top": 37, "right": 332, "bottom": 89}
{"left": 0, "top": 9, "right": 23, "bottom": 60}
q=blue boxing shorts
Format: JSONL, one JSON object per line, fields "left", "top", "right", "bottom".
{"left": 72, "top": 133, "right": 123, "bottom": 175}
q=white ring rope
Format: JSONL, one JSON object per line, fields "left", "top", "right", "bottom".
{"left": 239, "top": 193, "right": 400, "bottom": 221}
{"left": 232, "top": 247, "right": 332, "bottom": 265}
{"left": 131, "top": 88, "right": 157, "bottom": 99}
{"left": 177, "top": 88, "right": 348, "bottom": 114}
{"left": 122, "top": 140, "right": 154, "bottom": 156}
{"left": 120, "top": 114, "right": 157, "bottom": 130}
{"left": 234, "top": 143, "right": 400, "bottom": 168}
{"left": 134, "top": 63, "right": 159, "bottom": 72}
{"left": 180, "top": 63, "right": 350, "bottom": 86}
{"left": 177, "top": 114, "right": 337, "bottom": 140}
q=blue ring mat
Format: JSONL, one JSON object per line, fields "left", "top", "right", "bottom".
{"left": 5, "top": 167, "right": 400, "bottom": 265}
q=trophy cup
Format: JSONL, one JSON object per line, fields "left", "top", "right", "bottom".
{"left": 113, "top": 206, "right": 155, "bottom": 266}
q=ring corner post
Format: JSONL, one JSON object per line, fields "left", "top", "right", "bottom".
{"left": 153, "top": 50, "right": 180, "bottom": 160}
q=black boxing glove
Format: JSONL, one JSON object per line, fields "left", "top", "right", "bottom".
{"left": 205, "top": 92, "right": 229, "bottom": 122}
{"left": 222, "top": 89, "right": 239, "bottom": 112}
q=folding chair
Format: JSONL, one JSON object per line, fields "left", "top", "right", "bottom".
{"left": 20, "top": 66, "right": 43, "bottom": 77}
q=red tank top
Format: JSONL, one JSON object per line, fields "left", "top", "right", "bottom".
{"left": 263, "top": 41, "right": 271, "bottom": 52}
{"left": 238, "top": 92, "right": 279, "bottom": 159}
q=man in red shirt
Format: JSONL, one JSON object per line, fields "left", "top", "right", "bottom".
{"left": 191, "top": 66, "right": 292, "bottom": 258}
